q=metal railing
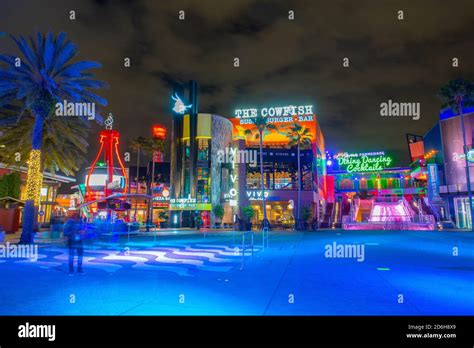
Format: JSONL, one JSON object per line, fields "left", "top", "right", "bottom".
{"left": 262, "top": 227, "right": 269, "bottom": 249}
{"left": 240, "top": 231, "right": 254, "bottom": 270}
{"left": 383, "top": 217, "right": 409, "bottom": 230}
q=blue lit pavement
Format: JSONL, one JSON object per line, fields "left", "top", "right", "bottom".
{"left": 0, "top": 230, "right": 472, "bottom": 315}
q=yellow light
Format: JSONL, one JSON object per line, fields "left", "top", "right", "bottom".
{"left": 25, "top": 149, "right": 43, "bottom": 206}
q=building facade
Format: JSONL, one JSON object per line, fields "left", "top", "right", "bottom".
{"left": 325, "top": 151, "right": 432, "bottom": 229}
{"left": 170, "top": 112, "right": 232, "bottom": 227}
{"left": 228, "top": 104, "right": 326, "bottom": 229}
{"left": 0, "top": 164, "right": 75, "bottom": 228}
{"left": 423, "top": 108, "right": 474, "bottom": 228}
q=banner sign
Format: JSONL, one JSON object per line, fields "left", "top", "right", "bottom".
{"left": 427, "top": 163, "right": 441, "bottom": 201}
{"left": 231, "top": 104, "right": 317, "bottom": 146}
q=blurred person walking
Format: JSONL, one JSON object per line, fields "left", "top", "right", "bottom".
{"left": 63, "top": 212, "right": 85, "bottom": 274}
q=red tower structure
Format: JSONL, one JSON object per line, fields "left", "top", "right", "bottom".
{"left": 85, "top": 114, "right": 129, "bottom": 202}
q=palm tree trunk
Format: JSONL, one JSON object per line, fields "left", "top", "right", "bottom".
{"left": 297, "top": 138, "right": 301, "bottom": 230}
{"left": 459, "top": 102, "right": 474, "bottom": 231}
{"left": 134, "top": 148, "right": 140, "bottom": 219}
{"left": 20, "top": 114, "right": 44, "bottom": 244}
{"left": 259, "top": 131, "right": 267, "bottom": 228}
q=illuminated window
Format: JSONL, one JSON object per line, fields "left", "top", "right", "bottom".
{"left": 184, "top": 168, "right": 190, "bottom": 196}
{"left": 198, "top": 139, "right": 209, "bottom": 161}
{"left": 197, "top": 168, "right": 210, "bottom": 203}
{"left": 184, "top": 139, "right": 190, "bottom": 161}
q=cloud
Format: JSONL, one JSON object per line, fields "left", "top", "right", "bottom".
{"left": 1, "top": 0, "right": 474, "bottom": 174}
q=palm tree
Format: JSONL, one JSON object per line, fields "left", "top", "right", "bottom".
{"left": 142, "top": 137, "right": 166, "bottom": 229}
{"left": 0, "top": 111, "right": 92, "bottom": 175}
{"left": 438, "top": 79, "right": 474, "bottom": 231}
{"left": 0, "top": 32, "right": 107, "bottom": 243}
{"left": 244, "top": 115, "right": 277, "bottom": 229}
{"left": 286, "top": 123, "right": 312, "bottom": 230}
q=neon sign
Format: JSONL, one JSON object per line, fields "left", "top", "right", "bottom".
{"left": 152, "top": 125, "right": 167, "bottom": 139}
{"left": 468, "top": 149, "right": 474, "bottom": 163}
{"left": 335, "top": 152, "right": 393, "bottom": 173}
{"left": 221, "top": 147, "right": 240, "bottom": 206}
{"left": 170, "top": 196, "right": 196, "bottom": 204}
{"left": 246, "top": 191, "right": 269, "bottom": 200}
{"left": 234, "top": 105, "right": 314, "bottom": 119}
{"left": 171, "top": 93, "right": 192, "bottom": 114}
{"left": 453, "top": 150, "right": 474, "bottom": 163}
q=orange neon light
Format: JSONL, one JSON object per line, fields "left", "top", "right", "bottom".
{"left": 152, "top": 125, "right": 167, "bottom": 140}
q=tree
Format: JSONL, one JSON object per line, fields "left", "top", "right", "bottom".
{"left": 244, "top": 115, "right": 276, "bottom": 229}
{"left": 195, "top": 214, "right": 203, "bottom": 230}
{"left": 242, "top": 205, "right": 255, "bottom": 225}
{"left": 286, "top": 123, "right": 312, "bottom": 230}
{"left": 143, "top": 137, "right": 167, "bottom": 191}
{"left": 213, "top": 204, "right": 224, "bottom": 226}
{"left": 142, "top": 137, "right": 166, "bottom": 229}
{"left": 0, "top": 32, "right": 107, "bottom": 243}
{"left": 301, "top": 205, "right": 312, "bottom": 222}
{"left": 0, "top": 172, "right": 21, "bottom": 199}
{"left": 129, "top": 136, "right": 147, "bottom": 218}
{"left": 438, "top": 79, "right": 474, "bottom": 231}
{"left": 158, "top": 210, "right": 169, "bottom": 228}
{"left": 0, "top": 111, "right": 92, "bottom": 175}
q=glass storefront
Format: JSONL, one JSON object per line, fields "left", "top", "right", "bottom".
{"left": 245, "top": 162, "right": 313, "bottom": 191}
{"left": 251, "top": 201, "right": 295, "bottom": 229}
{"left": 454, "top": 196, "right": 472, "bottom": 229}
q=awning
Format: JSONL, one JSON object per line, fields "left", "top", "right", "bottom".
{"left": 0, "top": 196, "right": 25, "bottom": 206}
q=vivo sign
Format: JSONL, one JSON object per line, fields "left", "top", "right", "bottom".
{"left": 246, "top": 191, "right": 269, "bottom": 200}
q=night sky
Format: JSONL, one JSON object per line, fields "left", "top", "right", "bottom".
{"left": 1, "top": 0, "right": 474, "bottom": 174}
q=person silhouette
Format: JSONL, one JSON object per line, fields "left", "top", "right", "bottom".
{"left": 63, "top": 212, "right": 85, "bottom": 274}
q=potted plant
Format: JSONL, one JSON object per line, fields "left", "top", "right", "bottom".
{"left": 159, "top": 211, "right": 169, "bottom": 229}
{"left": 242, "top": 205, "right": 255, "bottom": 231}
{"left": 195, "top": 215, "right": 203, "bottom": 230}
{"left": 300, "top": 205, "right": 311, "bottom": 230}
{"left": 213, "top": 205, "right": 224, "bottom": 228}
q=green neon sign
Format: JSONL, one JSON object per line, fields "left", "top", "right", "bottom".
{"left": 169, "top": 203, "right": 212, "bottom": 211}
{"left": 336, "top": 152, "right": 393, "bottom": 173}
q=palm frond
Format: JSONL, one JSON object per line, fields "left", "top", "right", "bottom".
{"left": 0, "top": 32, "right": 108, "bottom": 175}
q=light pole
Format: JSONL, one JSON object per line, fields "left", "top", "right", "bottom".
{"left": 134, "top": 146, "right": 140, "bottom": 219}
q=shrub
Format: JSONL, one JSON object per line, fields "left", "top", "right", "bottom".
{"left": 242, "top": 205, "right": 255, "bottom": 221}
